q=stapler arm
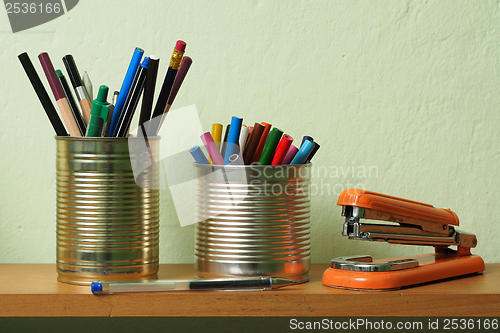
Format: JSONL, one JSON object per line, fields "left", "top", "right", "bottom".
{"left": 339, "top": 189, "right": 477, "bottom": 250}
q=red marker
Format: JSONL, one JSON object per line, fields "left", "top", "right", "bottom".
{"left": 271, "top": 134, "right": 293, "bottom": 165}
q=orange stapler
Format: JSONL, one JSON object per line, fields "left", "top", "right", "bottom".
{"left": 322, "top": 189, "right": 485, "bottom": 290}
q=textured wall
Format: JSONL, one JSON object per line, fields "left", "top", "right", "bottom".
{"left": 0, "top": 0, "right": 498, "bottom": 264}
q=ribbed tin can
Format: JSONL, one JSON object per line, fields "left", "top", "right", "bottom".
{"left": 195, "top": 164, "right": 311, "bottom": 282}
{"left": 55, "top": 137, "right": 160, "bottom": 285}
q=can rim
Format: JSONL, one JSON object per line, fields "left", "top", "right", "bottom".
{"left": 55, "top": 136, "right": 161, "bottom": 141}
{"left": 193, "top": 162, "right": 312, "bottom": 169}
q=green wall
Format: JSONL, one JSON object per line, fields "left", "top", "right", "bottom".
{"left": 0, "top": 0, "right": 498, "bottom": 264}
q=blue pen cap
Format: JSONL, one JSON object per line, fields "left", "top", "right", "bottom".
{"left": 91, "top": 281, "right": 103, "bottom": 294}
{"left": 141, "top": 56, "right": 149, "bottom": 68}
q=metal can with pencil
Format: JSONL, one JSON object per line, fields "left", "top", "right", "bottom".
{"left": 55, "top": 136, "right": 160, "bottom": 285}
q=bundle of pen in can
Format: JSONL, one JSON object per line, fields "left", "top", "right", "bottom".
{"left": 190, "top": 116, "right": 320, "bottom": 165}
{"left": 18, "top": 40, "right": 192, "bottom": 138}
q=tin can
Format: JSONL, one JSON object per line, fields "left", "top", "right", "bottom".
{"left": 195, "top": 164, "right": 311, "bottom": 281}
{"left": 55, "top": 137, "right": 160, "bottom": 285}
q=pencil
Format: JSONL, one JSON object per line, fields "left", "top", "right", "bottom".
{"left": 38, "top": 52, "right": 81, "bottom": 137}
{"left": 62, "top": 55, "right": 92, "bottom": 123}
{"left": 18, "top": 52, "right": 68, "bottom": 136}
{"left": 158, "top": 56, "right": 193, "bottom": 132}
{"left": 56, "top": 69, "right": 86, "bottom": 136}
{"left": 139, "top": 55, "right": 159, "bottom": 127}
{"left": 82, "top": 71, "right": 93, "bottom": 101}
{"left": 149, "top": 40, "right": 186, "bottom": 136}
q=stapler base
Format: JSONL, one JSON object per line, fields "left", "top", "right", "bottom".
{"left": 322, "top": 252, "right": 485, "bottom": 291}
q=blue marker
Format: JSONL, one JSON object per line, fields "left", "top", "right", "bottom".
{"left": 290, "top": 140, "right": 314, "bottom": 165}
{"left": 108, "top": 47, "right": 144, "bottom": 136}
{"left": 300, "top": 136, "right": 314, "bottom": 148}
{"left": 223, "top": 116, "right": 243, "bottom": 165}
{"left": 189, "top": 145, "right": 210, "bottom": 164}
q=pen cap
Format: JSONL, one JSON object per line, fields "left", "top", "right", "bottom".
{"left": 93, "top": 85, "right": 109, "bottom": 109}
{"left": 91, "top": 282, "right": 103, "bottom": 294}
{"left": 87, "top": 86, "right": 111, "bottom": 137}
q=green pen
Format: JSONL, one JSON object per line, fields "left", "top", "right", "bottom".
{"left": 86, "top": 85, "right": 112, "bottom": 137}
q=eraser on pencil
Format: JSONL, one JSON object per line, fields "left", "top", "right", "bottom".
{"left": 175, "top": 40, "right": 187, "bottom": 52}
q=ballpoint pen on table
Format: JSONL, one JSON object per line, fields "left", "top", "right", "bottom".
{"left": 91, "top": 277, "right": 296, "bottom": 294}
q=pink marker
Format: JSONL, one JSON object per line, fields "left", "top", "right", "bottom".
{"left": 201, "top": 132, "right": 224, "bottom": 165}
{"left": 282, "top": 145, "right": 299, "bottom": 165}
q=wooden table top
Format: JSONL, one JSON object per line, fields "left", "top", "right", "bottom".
{"left": 0, "top": 264, "right": 499, "bottom": 317}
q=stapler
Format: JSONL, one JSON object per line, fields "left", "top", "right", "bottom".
{"left": 322, "top": 188, "right": 485, "bottom": 290}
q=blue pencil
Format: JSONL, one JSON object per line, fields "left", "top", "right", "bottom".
{"left": 108, "top": 47, "right": 144, "bottom": 136}
{"left": 223, "top": 116, "right": 243, "bottom": 165}
{"left": 290, "top": 140, "right": 314, "bottom": 165}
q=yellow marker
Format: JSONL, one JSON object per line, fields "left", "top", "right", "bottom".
{"left": 209, "top": 123, "right": 224, "bottom": 164}
{"left": 212, "top": 123, "right": 223, "bottom": 151}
